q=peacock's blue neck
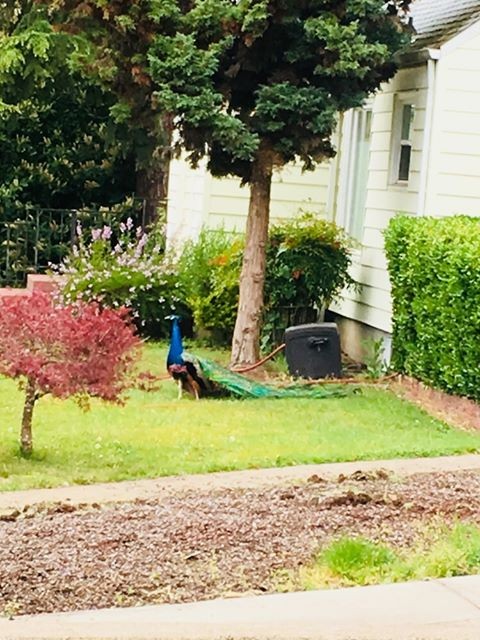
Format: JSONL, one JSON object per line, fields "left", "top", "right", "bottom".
{"left": 167, "top": 317, "right": 184, "bottom": 366}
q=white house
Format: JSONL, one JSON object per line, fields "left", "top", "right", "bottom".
{"left": 166, "top": 0, "right": 480, "bottom": 360}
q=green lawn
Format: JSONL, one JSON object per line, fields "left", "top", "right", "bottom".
{"left": 0, "top": 343, "right": 479, "bottom": 492}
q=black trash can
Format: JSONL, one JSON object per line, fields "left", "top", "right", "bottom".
{"left": 284, "top": 323, "right": 342, "bottom": 379}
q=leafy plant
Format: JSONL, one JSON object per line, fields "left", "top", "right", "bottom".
{"left": 0, "top": 291, "right": 140, "bottom": 455}
{"left": 263, "top": 214, "right": 356, "bottom": 348}
{"left": 0, "top": 7, "right": 135, "bottom": 216}
{"left": 53, "top": 217, "right": 186, "bottom": 338}
{"left": 176, "top": 228, "right": 243, "bottom": 344}
{"left": 385, "top": 215, "right": 480, "bottom": 400}
{"left": 362, "top": 338, "right": 388, "bottom": 380}
{"left": 176, "top": 217, "right": 355, "bottom": 348}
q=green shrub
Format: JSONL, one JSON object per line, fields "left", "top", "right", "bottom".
{"left": 54, "top": 218, "right": 188, "bottom": 338}
{"left": 177, "top": 216, "right": 355, "bottom": 347}
{"left": 384, "top": 215, "right": 480, "bottom": 400}
{"left": 263, "top": 214, "right": 356, "bottom": 347}
{"left": 176, "top": 228, "right": 243, "bottom": 344}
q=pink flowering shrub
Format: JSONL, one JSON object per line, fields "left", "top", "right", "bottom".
{"left": 52, "top": 218, "right": 189, "bottom": 337}
{"left": 0, "top": 291, "right": 141, "bottom": 455}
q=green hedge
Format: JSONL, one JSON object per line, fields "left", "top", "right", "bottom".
{"left": 384, "top": 215, "right": 480, "bottom": 400}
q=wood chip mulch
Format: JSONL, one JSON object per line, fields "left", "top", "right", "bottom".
{"left": 1, "top": 469, "right": 479, "bottom": 616}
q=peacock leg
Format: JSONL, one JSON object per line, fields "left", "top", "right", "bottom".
{"left": 177, "top": 379, "right": 183, "bottom": 400}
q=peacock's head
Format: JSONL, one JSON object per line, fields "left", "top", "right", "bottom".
{"left": 165, "top": 314, "right": 181, "bottom": 323}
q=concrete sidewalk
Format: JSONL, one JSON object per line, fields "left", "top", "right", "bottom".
{"left": 1, "top": 575, "right": 480, "bottom": 639}
{"left": 1, "top": 454, "right": 480, "bottom": 511}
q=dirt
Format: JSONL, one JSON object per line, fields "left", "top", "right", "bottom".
{"left": 391, "top": 376, "right": 480, "bottom": 431}
{"left": 1, "top": 469, "right": 479, "bottom": 616}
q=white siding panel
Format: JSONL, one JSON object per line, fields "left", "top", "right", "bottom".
{"left": 360, "top": 247, "right": 389, "bottom": 271}
{"left": 372, "top": 112, "right": 394, "bottom": 133}
{"left": 437, "top": 153, "right": 480, "bottom": 177}
{"left": 362, "top": 227, "right": 385, "bottom": 250}
{"left": 205, "top": 162, "right": 332, "bottom": 231}
{"left": 349, "top": 263, "right": 392, "bottom": 292}
{"left": 333, "top": 66, "right": 428, "bottom": 332}
{"left": 437, "top": 174, "right": 480, "bottom": 199}
{"left": 439, "top": 132, "right": 480, "bottom": 155}
{"left": 440, "top": 111, "right": 480, "bottom": 135}
{"left": 369, "top": 131, "right": 391, "bottom": 152}
{"left": 166, "top": 157, "right": 209, "bottom": 246}
{"left": 442, "top": 93, "right": 480, "bottom": 113}
{"left": 347, "top": 284, "right": 392, "bottom": 312}
{"left": 365, "top": 188, "right": 420, "bottom": 213}
{"left": 373, "top": 93, "right": 394, "bottom": 114}
{"left": 366, "top": 171, "right": 388, "bottom": 191}
{"left": 368, "top": 151, "right": 390, "bottom": 171}
{"left": 424, "top": 29, "right": 480, "bottom": 219}
{"left": 426, "top": 195, "right": 480, "bottom": 216}
{"left": 330, "top": 297, "right": 392, "bottom": 333}
{"left": 363, "top": 208, "right": 402, "bottom": 231}
{"left": 445, "top": 71, "right": 480, "bottom": 92}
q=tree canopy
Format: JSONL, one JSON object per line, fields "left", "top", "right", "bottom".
{"left": 149, "top": 0, "right": 412, "bottom": 182}
{"left": 32, "top": 0, "right": 184, "bottom": 221}
{"left": 148, "top": 0, "right": 413, "bottom": 364}
{"left": 0, "top": 2, "right": 135, "bottom": 214}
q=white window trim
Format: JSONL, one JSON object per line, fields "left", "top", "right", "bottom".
{"left": 337, "top": 102, "right": 373, "bottom": 242}
{"left": 390, "top": 92, "right": 416, "bottom": 186}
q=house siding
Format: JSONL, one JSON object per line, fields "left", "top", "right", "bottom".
{"left": 331, "top": 66, "right": 429, "bottom": 333}
{"left": 166, "top": 157, "right": 210, "bottom": 246}
{"left": 166, "top": 157, "right": 332, "bottom": 244}
{"left": 424, "top": 26, "right": 480, "bottom": 217}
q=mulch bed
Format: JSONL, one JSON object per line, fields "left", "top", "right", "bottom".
{"left": 1, "top": 469, "right": 480, "bottom": 616}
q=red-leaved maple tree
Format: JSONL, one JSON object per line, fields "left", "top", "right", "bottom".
{"left": 0, "top": 292, "right": 141, "bottom": 455}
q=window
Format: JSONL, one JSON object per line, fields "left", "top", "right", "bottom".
{"left": 391, "top": 96, "right": 415, "bottom": 184}
{"left": 338, "top": 107, "right": 372, "bottom": 241}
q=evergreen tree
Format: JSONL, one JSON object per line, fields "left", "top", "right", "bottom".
{"left": 34, "top": 0, "right": 182, "bottom": 223}
{"left": 0, "top": 2, "right": 135, "bottom": 213}
{"left": 149, "top": 0, "right": 412, "bottom": 365}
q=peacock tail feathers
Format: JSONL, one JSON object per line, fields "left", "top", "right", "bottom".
{"left": 188, "top": 354, "right": 355, "bottom": 399}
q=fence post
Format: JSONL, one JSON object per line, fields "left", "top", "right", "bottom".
{"left": 70, "top": 210, "right": 78, "bottom": 249}
{"left": 34, "top": 208, "right": 40, "bottom": 272}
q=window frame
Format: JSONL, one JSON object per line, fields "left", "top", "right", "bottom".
{"left": 390, "top": 92, "right": 416, "bottom": 186}
{"left": 337, "top": 102, "right": 373, "bottom": 242}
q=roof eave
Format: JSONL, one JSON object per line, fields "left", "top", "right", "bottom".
{"left": 395, "top": 47, "right": 441, "bottom": 68}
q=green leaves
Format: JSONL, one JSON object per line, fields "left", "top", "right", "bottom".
{"left": 263, "top": 214, "right": 356, "bottom": 347}
{"left": 176, "top": 228, "right": 243, "bottom": 344}
{"left": 385, "top": 215, "right": 480, "bottom": 400}
{"left": 148, "top": 0, "right": 412, "bottom": 182}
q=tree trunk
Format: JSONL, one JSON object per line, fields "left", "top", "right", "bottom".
{"left": 135, "top": 160, "right": 168, "bottom": 227}
{"left": 135, "top": 114, "right": 173, "bottom": 227}
{"left": 20, "top": 378, "right": 36, "bottom": 457}
{"left": 231, "top": 145, "right": 274, "bottom": 367}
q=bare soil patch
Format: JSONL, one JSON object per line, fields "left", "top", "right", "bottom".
{"left": 391, "top": 376, "right": 480, "bottom": 431}
{"left": 1, "top": 470, "right": 479, "bottom": 616}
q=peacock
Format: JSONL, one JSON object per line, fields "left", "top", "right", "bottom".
{"left": 166, "top": 316, "right": 355, "bottom": 400}
{"left": 166, "top": 315, "right": 213, "bottom": 400}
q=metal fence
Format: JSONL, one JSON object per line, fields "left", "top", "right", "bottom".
{"left": 0, "top": 201, "right": 147, "bottom": 287}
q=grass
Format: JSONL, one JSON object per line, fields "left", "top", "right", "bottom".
{"left": 278, "top": 520, "right": 480, "bottom": 590}
{"left": 0, "top": 342, "right": 479, "bottom": 492}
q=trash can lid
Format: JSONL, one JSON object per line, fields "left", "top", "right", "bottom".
{"left": 284, "top": 322, "right": 339, "bottom": 339}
